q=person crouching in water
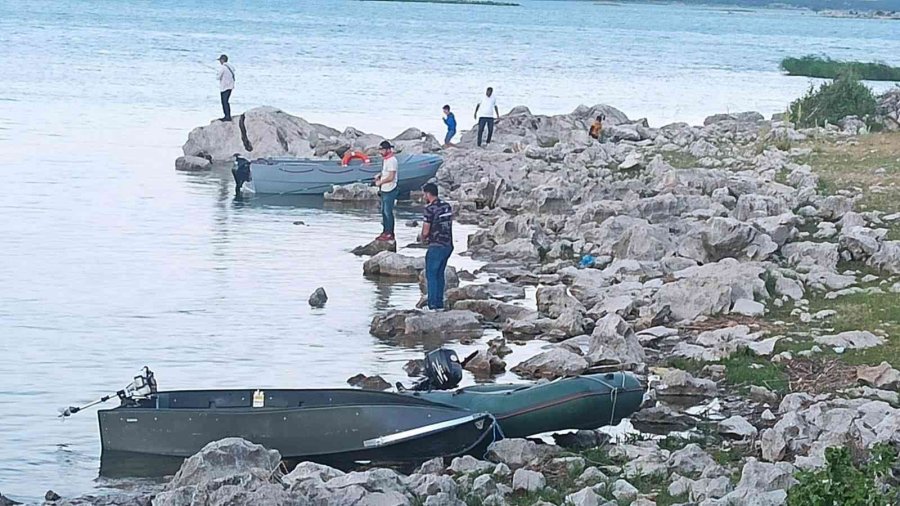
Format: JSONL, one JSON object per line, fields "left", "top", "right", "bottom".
{"left": 232, "top": 153, "right": 251, "bottom": 197}
{"left": 589, "top": 114, "right": 604, "bottom": 140}
{"left": 374, "top": 141, "right": 399, "bottom": 241}
{"left": 420, "top": 183, "right": 454, "bottom": 310}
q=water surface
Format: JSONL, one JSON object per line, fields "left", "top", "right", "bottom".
{"left": 2, "top": 0, "right": 899, "bottom": 500}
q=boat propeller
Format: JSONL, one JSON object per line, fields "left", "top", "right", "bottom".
{"left": 59, "top": 366, "right": 157, "bottom": 419}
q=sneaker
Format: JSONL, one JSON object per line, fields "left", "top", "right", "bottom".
{"left": 375, "top": 233, "right": 391, "bottom": 241}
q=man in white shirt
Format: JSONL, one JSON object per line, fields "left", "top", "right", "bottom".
{"left": 473, "top": 87, "right": 500, "bottom": 147}
{"left": 374, "top": 141, "right": 399, "bottom": 241}
{"left": 217, "top": 54, "right": 235, "bottom": 122}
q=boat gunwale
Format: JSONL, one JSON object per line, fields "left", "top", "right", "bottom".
{"left": 415, "top": 388, "right": 644, "bottom": 421}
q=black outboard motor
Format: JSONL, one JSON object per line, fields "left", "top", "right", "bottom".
{"left": 232, "top": 154, "right": 251, "bottom": 197}
{"left": 411, "top": 348, "right": 463, "bottom": 392}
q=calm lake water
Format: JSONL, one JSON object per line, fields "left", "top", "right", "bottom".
{"left": 2, "top": 0, "right": 899, "bottom": 500}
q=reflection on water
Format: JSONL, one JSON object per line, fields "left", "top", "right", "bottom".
{"left": 0, "top": 160, "right": 500, "bottom": 500}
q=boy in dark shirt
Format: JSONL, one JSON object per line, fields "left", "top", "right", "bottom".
{"left": 421, "top": 183, "right": 454, "bottom": 310}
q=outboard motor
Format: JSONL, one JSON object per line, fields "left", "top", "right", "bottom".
{"left": 232, "top": 154, "right": 252, "bottom": 197}
{"left": 402, "top": 348, "right": 462, "bottom": 392}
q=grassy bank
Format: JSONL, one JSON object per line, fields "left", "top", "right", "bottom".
{"left": 781, "top": 55, "right": 900, "bottom": 81}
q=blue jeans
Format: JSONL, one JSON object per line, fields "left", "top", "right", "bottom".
{"left": 380, "top": 187, "right": 398, "bottom": 234}
{"left": 444, "top": 129, "right": 456, "bottom": 145}
{"left": 425, "top": 244, "right": 453, "bottom": 309}
{"left": 477, "top": 117, "right": 494, "bottom": 146}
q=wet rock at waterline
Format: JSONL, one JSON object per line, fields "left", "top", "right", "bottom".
{"left": 346, "top": 374, "right": 391, "bottom": 391}
{"left": 175, "top": 155, "right": 212, "bottom": 172}
{"left": 352, "top": 239, "right": 397, "bottom": 256}
{"left": 324, "top": 182, "right": 380, "bottom": 202}
{"left": 308, "top": 287, "right": 328, "bottom": 308}
{"left": 461, "top": 349, "right": 507, "bottom": 377}
{"left": 363, "top": 251, "right": 425, "bottom": 279}
{"left": 370, "top": 310, "right": 484, "bottom": 341}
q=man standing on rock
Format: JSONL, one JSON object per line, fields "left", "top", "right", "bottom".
{"left": 474, "top": 87, "right": 500, "bottom": 147}
{"left": 374, "top": 141, "right": 399, "bottom": 241}
{"left": 217, "top": 54, "right": 235, "bottom": 122}
{"left": 421, "top": 183, "right": 454, "bottom": 310}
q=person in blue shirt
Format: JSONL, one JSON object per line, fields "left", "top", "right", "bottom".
{"left": 442, "top": 105, "right": 457, "bottom": 147}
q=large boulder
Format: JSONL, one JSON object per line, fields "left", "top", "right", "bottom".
{"left": 154, "top": 438, "right": 291, "bottom": 506}
{"left": 325, "top": 183, "right": 380, "bottom": 202}
{"left": 363, "top": 252, "right": 425, "bottom": 279}
{"left": 585, "top": 314, "right": 646, "bottom": 369}
{"left": 511, "top": 347, "right": 589, "bottom": 379}
{"left": 164, "top": 438, "right": 281, "bottom": 490}
{"left": 175, "top": 155, "right": 212, "bottom": 172}
{"left": 403, "top": 310, "right": 484, "bottom": 340}
{"left": 181, "top": 107, "right": 442, "bottom": 162}
{"left": 651, "top": 259, "right": 767, "bottom": 321}
{"left": 484, "top": 439, "right": 561, "bottom": 469}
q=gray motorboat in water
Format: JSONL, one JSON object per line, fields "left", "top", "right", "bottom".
{"left": 245, "top": 153, "right": 443, "bottom": 195}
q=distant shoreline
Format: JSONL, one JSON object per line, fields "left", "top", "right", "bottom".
{"left": 358, "top": 0, "right": 520, "bottom": 6}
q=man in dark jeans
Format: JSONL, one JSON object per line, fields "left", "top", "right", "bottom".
{"left": 473, "top": 87, "right": 500, "bottom": 147}
{"left": 217, "top": 54, "right": 235, "bottom": 121}
{"left": 420, "top": 183, "right": 454, "bottom": 310}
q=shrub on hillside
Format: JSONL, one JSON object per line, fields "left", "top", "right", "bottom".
{"left": 786, "top": 445, "right": 898, "bottom": 506}
{"left": 782, "top": 55, "right": 900, "bottom": 81}
{"left": 788, "top": 75, "right": 877, "bottom": 128}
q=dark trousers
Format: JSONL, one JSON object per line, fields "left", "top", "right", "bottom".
{"left": 220, "top": 89, "right": 232, "bottom": 120}
{"left": 425, "top": 244, "right": 453, "bottom": 309}
{"left": 380, "top": 187, "right": 399, "bottom": 234}
{"left": 477, "top": 117, "right": 494, "bottom": 146}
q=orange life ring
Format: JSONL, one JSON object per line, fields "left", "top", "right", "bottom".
{"left": 341, "top": 150, "right": 371, "bottom": 166}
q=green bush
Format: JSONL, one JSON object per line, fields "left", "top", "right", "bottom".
{"left": 788, "top": 75, "right": 877, "bottom": 128}
{"left": 782, "top": 55, "right": 900, "bottom": 82}
{"left": 786, "top": 445, "right": 898, "bottom": 506}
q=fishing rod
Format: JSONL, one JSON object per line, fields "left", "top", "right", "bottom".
{"left": 59, "top": 367, "right": 157, "bottom": 419}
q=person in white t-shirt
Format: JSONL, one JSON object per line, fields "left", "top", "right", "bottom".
{"left": 217, "top": 54, "right": 235, "bottom": 122}
{"left": 473, "top": 87, "right": 500, "bottom": 147}
{"left": 374, "top": 140, "right": 399, "bottom": 241}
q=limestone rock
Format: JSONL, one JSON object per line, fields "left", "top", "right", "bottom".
{"left": 163, "top": 438, "right": 281, "bottom": 491}
{"left": 814, "top": 330, "right": 884, "bottom": 350}
{"left": 404, "top": 310, "right": 484, "bottom": 340}
{"left": 462, "top": 349, "right": 506, "bottom": 377}
{"left": 347, "top": 374, "right": 391, "bottom": 391}
{"left": 363, "top": 252, "right": 424, "bottom": 279}
{"left": 512, "top": 469, "right": 546, "bottom": 493}
{"left": 585, "top": 314, "right": 646, "bottom": 369}
{"left": 512, "top": 347, "right": 589, "bottom": 380}
{"left": 175, "top": 155, "right": 212, "bottom": 171}
{"left": 655, "top": 368, "right": 717, "bottom": 397}
{"left": 352, "top": 239, "right": 397, "bottom": 256}
{"left": 485, "top": 438, "right": 561, "bottom": 469}
{"left": 856, "top": 361, "right": 900, "bottom": 390}
{"left": 308, "top": 287, "right": 327, "bottom": 308}
{"left": 325, "top": 182, "right": 380, "bottom": 202}
{"left": 731, "top": 298, "right": 764, "bottom": 317}
{"left": 719, "top": 415, "right": 758, "bottom": 440}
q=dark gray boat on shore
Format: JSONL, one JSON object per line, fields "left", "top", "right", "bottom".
{"left": 247, "top": 153, "right": 443, "bottom": 195}
{"left": 98, "top": 388, "right": 498, "bottom": 472}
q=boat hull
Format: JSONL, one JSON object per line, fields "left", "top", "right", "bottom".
{"left": 406, "top": 372, "right": 644, "bottom": 438}
{"left": 98, "top": 388, "right": 497, "bottom": 474}
{"left": 248, "top": 153, "right": 442, "bottom": 195}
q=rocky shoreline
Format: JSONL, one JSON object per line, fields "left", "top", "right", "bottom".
{"left": 21, "top": 94, "right": 900, "bottom": 505}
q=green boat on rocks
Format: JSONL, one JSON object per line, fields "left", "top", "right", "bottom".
{"left": 404, "top": 372, "right": 645, "bottom": 438}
